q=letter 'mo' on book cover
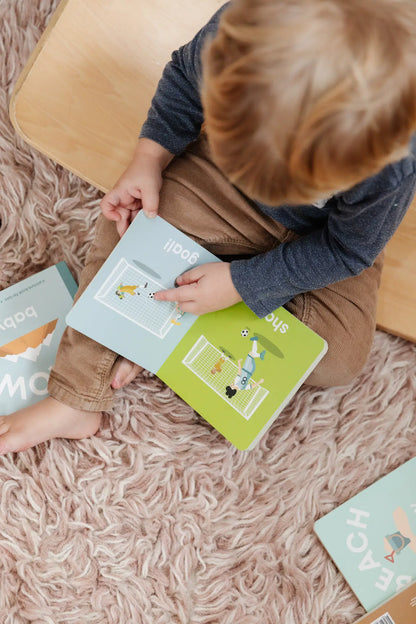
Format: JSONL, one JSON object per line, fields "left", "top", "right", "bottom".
{"left": 67, "top": 212, "right": 327, "bottom": 450}
{"left": 314, "top": 458, "right": 416, "bottom": 612}
{"left": 0, "top": 263, "right": 77, "bottom": 414}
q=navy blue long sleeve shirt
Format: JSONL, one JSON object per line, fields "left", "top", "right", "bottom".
{"left": 140, "top": 4, "right": 416, "bottom": 317}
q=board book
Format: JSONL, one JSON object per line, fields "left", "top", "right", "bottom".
{"left": 314, "top": 457, "right": 416, "bottom": 612}
{"left": 352, "top": 581, "right": 416, "bottom": 624}
{"left": 0, "top": 262, "right": 77, "bottom": 415}
{"left": 66, "top": 212, "right": 327, "bottom": 450}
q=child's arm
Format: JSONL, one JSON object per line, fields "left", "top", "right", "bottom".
{"left": 139, "top": 5, "right": 228, "bottom": 156}
{"left": 100, "top": 138, "right": 173, "bottom": 236}
{"left": 156, "top": 155, "right": 416, "bottom": 316}
{"left": 229, "top": 159, "right": 416, "bottom": 318}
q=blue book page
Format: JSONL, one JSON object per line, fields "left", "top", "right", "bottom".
{"left": 0, "top": 263, "right": 77, "bottom": 414}
{"left": 66, "top": 213, "right": 219, "bottom": 374}
{"left": 314, "top": 457, "right": 416, "bottom": 611}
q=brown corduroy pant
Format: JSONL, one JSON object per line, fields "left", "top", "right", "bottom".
{"left": 48, "top": 136, "right": 383, "bottom": 410}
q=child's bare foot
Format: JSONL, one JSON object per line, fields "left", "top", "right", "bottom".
{"left": 0, "top": 396, "right": 101, "bottom": 454}
{"left": 111, "top": 357, "right": 143, "bottom": 389}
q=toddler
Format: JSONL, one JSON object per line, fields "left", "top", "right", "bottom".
{"left": 1, "top": 0, "right": 416, "bottom": 453}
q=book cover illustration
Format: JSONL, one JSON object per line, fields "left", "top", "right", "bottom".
{"left": 314, "top": 457, "right": 416, "bottom": 612}
{"left": 353, "top": 580, "right": 416, "bottom": 624}
{"left": 0, "top": 263, "right": 77, "bottom": 415}
{"left": 66, "top": 212, "right": 327, "bottom": 450}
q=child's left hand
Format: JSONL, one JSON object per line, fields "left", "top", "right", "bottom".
{"left": 154, "top": 262, "right": 242, "bottom": 315}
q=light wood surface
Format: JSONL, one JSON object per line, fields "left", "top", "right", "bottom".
{"left": 10, "top": 0, "right": 416, "bottom": 342}
{"left": 376, "top": 203, "right": 416, "bottom": 341}
{"left": 10, "top": 0, "right": 223, "bottom": 190}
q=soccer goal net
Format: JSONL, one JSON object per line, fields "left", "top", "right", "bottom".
{"left": 94, "top": 258, "right": 179, "bottom": 338}
{"left": 182, "top": 335, "right": 269, "bottom": 420}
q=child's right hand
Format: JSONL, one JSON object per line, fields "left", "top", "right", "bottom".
{"left": 100, "top": 138, "right": 174, "bottom": 236}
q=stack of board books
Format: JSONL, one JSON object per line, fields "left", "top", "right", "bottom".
{"left": 66, "top": 211, "right": 328, "bottom": 450}
{"left": 0, "top": 262, "right": 77, "bottom": 415}
{"left": 315, "top": 457, "right": 416, "bottom": 622}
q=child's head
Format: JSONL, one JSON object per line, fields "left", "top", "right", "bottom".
{"left": 202, "top": 0, "right": 416, "bottom": 205}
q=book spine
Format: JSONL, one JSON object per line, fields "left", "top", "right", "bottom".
{"left": 55, "top": 262, "right": 78, "bottom": 298}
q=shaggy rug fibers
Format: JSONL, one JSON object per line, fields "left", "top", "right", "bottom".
{"left": 0, "top": 2, "right": 415, "bottom": 623}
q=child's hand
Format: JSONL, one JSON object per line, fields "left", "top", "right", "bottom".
{"left": 100, "top": 139, "right": 173, "bottom": 236}
{"left": 154, "top": 262, "right": 242, "bottom": 315}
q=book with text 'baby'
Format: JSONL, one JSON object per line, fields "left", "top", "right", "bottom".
{"left": 66, "top": 212, "right": 327, "bottom": 450}
{"left": 0, "top": 262, "right": 77, "bottom": 415}
{"left": 314, "top": 457, "right": 416, "bottom": 612}
{"left": 353, "top": 581, "right": 416, "bottom": 624}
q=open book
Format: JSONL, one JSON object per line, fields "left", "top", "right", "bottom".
{"left": 66, "top": 212, "right": 327, "bottom": 450}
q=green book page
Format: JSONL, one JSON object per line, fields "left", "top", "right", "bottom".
{"left": 158, "top": 302, "right": 327, "bottom": 450}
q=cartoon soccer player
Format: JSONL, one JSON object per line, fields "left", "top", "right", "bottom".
{"left": 384, "top": 507, "right": 416, "bottom": 563}
{"left": 225, "top": 336, "right": 266, "bottom": 398}
{"left": 171, "top": 304, "right": 185, "bottom": 326}
{"left": 115, "top": 282, "right": 148, "bottom": 299}
{"left": 211, "top": 355, "right": 227, "bottom": 375}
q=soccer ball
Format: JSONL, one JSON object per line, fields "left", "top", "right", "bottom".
{"left": 241, "top": 329, "right": 249, "bottom": 337}
{"left": 148, "top": 292, "right": 155, "bottom": 299}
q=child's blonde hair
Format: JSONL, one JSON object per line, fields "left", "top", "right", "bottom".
{"left": 201, "top": 0, "right": 416, "bottom": 204}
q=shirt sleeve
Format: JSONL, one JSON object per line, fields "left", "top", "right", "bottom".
{"left": 139, "top": 5, "right": 228, "bottom": 155}
{"left": 230, "top": 160, "right": 416, "bottom": 318}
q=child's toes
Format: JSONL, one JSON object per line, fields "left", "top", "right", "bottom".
{"left": 120, "top": 363, "right": 142, "bottom": 387}
{"left": 0, "top": 418, "right": 11, "bottom": 436}
{"left": 111, "top": 358, "right": 143, "bottom": 389}
{"left": 0, "top": 432, "right": 16, "bottom": 455}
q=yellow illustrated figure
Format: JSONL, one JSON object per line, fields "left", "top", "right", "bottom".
{"left": 211, "top": 356, "right": 226, "bottom": 375}
{"left": 171, "top": 304, "right": 185, "bottom": 326}
{"left": 115, "top": 282, "right": 148, "bottom": 299}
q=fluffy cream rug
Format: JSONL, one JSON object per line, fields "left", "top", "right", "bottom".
{"left": 0, "top": 2, "right": 415, "bottom": 623}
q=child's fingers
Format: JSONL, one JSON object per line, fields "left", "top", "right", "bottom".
{"left": 100, "top": 189, "right": 122, "bottom": 219}
{"left": 152, "top": 267, "right": 202, "bottom": 302}
{"left": 116, "top": 218, "right": 129, "bottom": 237}
{"left": 153, "top": 286, "right": 200, "bottom": 315}
{"left": 101, "top": 186, "right": 142, "bottom": 218}
{"left": 175, "top": 267, "right": 203, "bottom": 287}
{"left": 111, "top": 207, "right": 131, "bottom": 236}
{"left": 154, "top": 283, "right": 197, "bottom": 304}
{"left": 141, "top": 187, "right": 160, "bottom": 219}
{"left": 130, "top": 208, "right": 140, "bottom": 222}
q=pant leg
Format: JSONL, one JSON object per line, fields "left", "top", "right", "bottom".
{"left": 285, "top": 251, "right": 384, "bottom": 387}
{"left": 48, "top": 216, "right": 120, "bottom": 410}
{"left": 158, "top": 136, "right": 288, "bottom": 256}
